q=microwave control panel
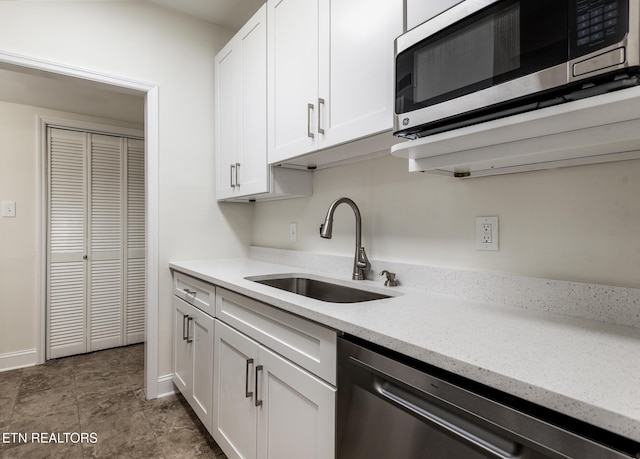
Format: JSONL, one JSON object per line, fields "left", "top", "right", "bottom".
{"left": 572, "top": 0, "right": 628, "bottom": 57}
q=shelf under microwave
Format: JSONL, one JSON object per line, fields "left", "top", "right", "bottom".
{"left": 391, "top": 85, "right": 640, "bottom": 178}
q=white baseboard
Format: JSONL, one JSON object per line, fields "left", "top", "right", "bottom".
{"left": 157, "top": 373, "right": 176, "bottom": 398}
{"left": 0, "top": 348, "right": 37, "bottom": 372}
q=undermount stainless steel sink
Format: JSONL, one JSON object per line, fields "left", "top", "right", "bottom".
{"left": 248, "top": 276, "right": 391, "bottom": 303}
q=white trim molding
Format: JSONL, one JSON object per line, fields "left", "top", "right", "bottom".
{"left": 0, "top": 50, "right": 160, "bottom": 399}
{"left": 0, "top": 349, "right": 37, "bottom": 372}
{"left": 157, "top": 374, "right": 177, "bottom": 399}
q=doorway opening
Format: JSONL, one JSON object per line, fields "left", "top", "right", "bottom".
{"left": 0, "top": 51, "right": 160, "bottom": 399}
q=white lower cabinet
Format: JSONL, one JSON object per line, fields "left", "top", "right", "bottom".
{"left": 256, "top": 344, "right": 336, "bottom": 459}
{"left": 172, "top": 273, "right": 337, "bottom": 458}
{"left": 212, "top": 320, "right": 258, "bottom": 459}
{"left": 172, "top": 295, "right": 215, "bottom": 432}
{"left": 212, "top": 291, "right": 337, "bottom": 459}
{"left": 213, "top": 320, "right": 336, "bottom": 459}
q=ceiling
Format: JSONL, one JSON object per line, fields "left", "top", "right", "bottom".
{"left": 0, "top": 0, "right": 265, "bottom": 124}
{"left": 146, "top": 0, "right": 265, "bottom": 31}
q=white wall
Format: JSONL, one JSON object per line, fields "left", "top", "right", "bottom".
{"left": 252, "top": 154, "right": 640, "bottom": 289}
{"left": 0, "top": 2, "right": 253, "bottom": 376}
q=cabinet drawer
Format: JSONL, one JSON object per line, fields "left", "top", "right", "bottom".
{"left": 216, "top": 287, "right": 337, "bottom": 385}
{"left": 174, "top": 271, "right": 215, "bottom": 316}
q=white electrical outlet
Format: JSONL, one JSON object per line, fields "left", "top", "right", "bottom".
{"left": 2, "top": 201, "right": 16, "bottom": 218}
{"left": 289, "top": 222, "right": 297, "bottom": 242}
{"left": 476, "top": 216, "right": 498, "bottom": 251}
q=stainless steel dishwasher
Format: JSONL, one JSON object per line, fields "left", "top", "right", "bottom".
{"left": 337, "top": 336, "right": 640, "bottom": 459}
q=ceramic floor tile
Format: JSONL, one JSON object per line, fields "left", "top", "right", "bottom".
{"left": 80, "top": 411, "right": 157, "bottom": 457}
{"left": 157, "top": 426, "right": 226, "bottom": 459}
{"left": 75, "top": 371, "right": 130, "bottom": 394}
{"left": 0, "top": 397, "right": 15, "bottom": 430}
{"left": 141, "top": 394, "right": 197, "bottom": 436}
{"left": 78, "top": 392, "right": 141, "bottom": 429}
{"left": 13, "top": 386, "right": 77, "bottom": 419}
{"left": 9, "top": 403, "right": 80, "bottom": 433}
{"left": 0, "top": 440, "right": 84, "bottom": 459}
{"left": 82, "top": 437, "right": 165, "bottom": 459}
{"left": 0, "top": 344, "right": 228, "bottom": 459}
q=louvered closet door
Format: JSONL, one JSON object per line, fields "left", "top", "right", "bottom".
{"left": 48, "top": 128, "right": 88, "bottom": 359}
{"left": 125, "top": 138, "right": 145, "bottom": 344}
{"left": 47, "top": 129, "right": 144, "bottom": 359}
{"left": 88, "top": 134, "right": 124, "bottom": 351}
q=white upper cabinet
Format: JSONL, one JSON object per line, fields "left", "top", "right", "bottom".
{"left": 267, "top": 0, "right": 403, "bottom": 165}
{"left": 215, "top": 3, "right": 312, "bottom": 202}
{"left": 215, "top": 5, "right": 269, "bottom": 200}
{"left": 406, "top": 0, "right": 464, "bottom": 31}
{"left": 318, "top": 0, "right": 401, "bottom": 149}
{"left": 267, "top": 0, "right": 319, "bottom": 162}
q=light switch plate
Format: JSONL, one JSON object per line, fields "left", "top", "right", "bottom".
{"left": 2, "top": 201, "right": 16, "bottom": 218}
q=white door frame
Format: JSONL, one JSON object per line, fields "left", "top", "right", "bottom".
{"left": 0, "top": 50, "right": 160, "bottom": 399}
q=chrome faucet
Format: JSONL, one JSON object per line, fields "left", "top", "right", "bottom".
{"left": 319, "top": 197, "right": 371, "bottom": 280}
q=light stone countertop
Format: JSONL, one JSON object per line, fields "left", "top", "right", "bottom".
{"left": 169, "top": 257, "right": 640, "bottom": 443}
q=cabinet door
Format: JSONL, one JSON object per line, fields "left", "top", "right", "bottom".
{"left": 213, "top": 320, "right": 259, "bottom": 459}
{"left": 172, "top": 296, "right": 192, "bottom": 398}
{"left": 189, "top": 305, "right": 215, "bottom": 433}
{"left": 257, "top": 345, "right": 336, "bottom": 459}
{"left": 267, "top": 0, "right": 319, "bottom": 164}
{"left": 215, "top": 36, "right": 240, "bottom": 199}
{"left": 237, "top": 4, "right": 269, "bottom": 196}
{"left": 318, "top": 0, "right": 403, "bottom": 150}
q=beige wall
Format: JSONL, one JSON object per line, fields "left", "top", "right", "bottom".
{"left": 252, "top": 154, "right": 640, "bottom": 289}
{"left": 0, "top": 101, "right": 143, "bottom": 356}
{"left": 0, "top": 2, "right": 253, "bottom": 375}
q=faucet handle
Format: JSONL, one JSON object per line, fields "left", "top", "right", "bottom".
{"left": 357, "top": 247, "right": 371, "bottom": 270}
{"left": 379, "top": 270, "right": 398, "bottom": 287}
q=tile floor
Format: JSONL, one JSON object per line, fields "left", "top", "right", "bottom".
{"left": 0, "top": 344, "right": 227, "bottom": 458}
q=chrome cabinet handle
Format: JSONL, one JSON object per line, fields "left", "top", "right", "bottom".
{"left": 307, "top": 103, "right": 315, "bottom": 139}
{"left": 318, "top": 98, "right": 325, "bottom": 135}
{"left": 182, "top": 314, "right": 189, "bottom": 340}
{"left": 245, "top": 358, "right": 254, "bottom": 398}
{"left": 183, "top": 288, "right": 196, "bottom": 297}
{"left": 230, "top": 164, "right": 236, "bottom": 188}
{"left": 235, "top": 162, "right": 240, "bottom": 187}
{"left": 186, "top": 316, "right": 193, "bottom": 343}
{"left": 255, "top": 365, "right": 263, "bottom": 407}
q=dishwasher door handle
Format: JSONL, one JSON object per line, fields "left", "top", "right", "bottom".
{"left": 348, "top": 355, "right": 522, "bottom": 459}
{"left": 374, "top": 378, "right": 522, "bottom": 459}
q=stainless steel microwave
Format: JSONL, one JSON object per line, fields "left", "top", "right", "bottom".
{"left": 394, "top": 0, "right": 640, "bottom": 139}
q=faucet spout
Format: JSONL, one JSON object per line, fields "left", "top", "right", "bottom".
{"left": 319, "top": 197, "right": 370, "bottom": 280}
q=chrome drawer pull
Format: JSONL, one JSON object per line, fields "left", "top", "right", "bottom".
{"left": 307, "top": 103, "right": 315, "bottom": 139}
{"left": 183, "top": 288, "right": 197, "bottom": 297}
{"left": 182, "top": 314, "right": 189, "bottom": 340}
{"left": 255, "top": 365, "right": 263, "bottom": 407}
{"left": 186, "top": 316, "right": 193, "bottom": 343}
{"left": 245, "top": 358, "right": 254, "bottom": 398}
{"left": 318, "top": 98, "right": 325, "bottom": 135}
